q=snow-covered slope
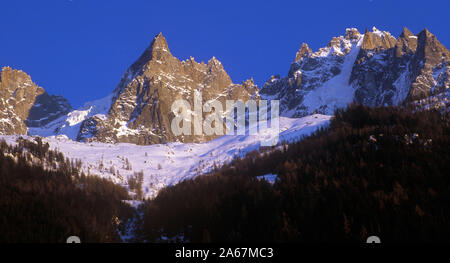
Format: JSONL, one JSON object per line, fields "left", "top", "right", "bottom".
{"left": 301, "top": 34, "right": 364, "bottom": 114}
{"left": 261, "top": 28, "right": 364, "bottom": 117}
{"left": 28, "top": 93, "right": 114, "bottom": 140}
{"left": 75, "top": 33, "right": 259, "bottom": 145}
{"left": 2, "top": 114, "right": 331, "bottom": 199}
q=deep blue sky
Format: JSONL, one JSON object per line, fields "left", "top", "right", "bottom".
{"left": 1, "top": 0, "right": 449, "bottom": 107}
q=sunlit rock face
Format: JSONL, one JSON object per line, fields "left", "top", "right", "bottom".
{"left": 0, "top": 67, "right": 71, "bottom": 135}
{"left": 77, "top": 33, "right": 259, "bottom": 145}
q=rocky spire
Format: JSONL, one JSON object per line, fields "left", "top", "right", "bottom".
{"left": 79, "top": 33, "right": 258, "bottom": 145}
{"left": 395, "top": 27, "right": 418, "bottom": 57}
{"left": 361, "top": 27, "right": 397, "bottom": 51}
{"left": 127, "top": 33, "right": 172, "bottom": 75}
{"left": 415, "top": 28, "right": 449, "bottom": 66}
{"left": 406, "top": 28, "right": 450, "bottom": 100}
{"left": 399, "top": 27, "right": 414, "bottom": 38}
{"left": 150, "top": 32, "right": 170, "bottom": 53}
{"left": 0, "top": 67, "right": 71, "bottom": 134}
{"left": 294, "top": 43, "right": 312, "bottom": 62}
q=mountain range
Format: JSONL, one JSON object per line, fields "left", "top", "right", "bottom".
{"left": 260, "top": 27, "right": 449, "bottom": 117}
{"left": 0, "top": 26, "right": 448, "bottom": 144}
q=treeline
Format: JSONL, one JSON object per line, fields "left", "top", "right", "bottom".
{"left": 0, "top": 137, "right": 134, "bottom": 243}
{"left": 139, "top": 105, "right": 450, "bottom": 242}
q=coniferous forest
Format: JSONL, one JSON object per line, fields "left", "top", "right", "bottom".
{"left": 139, "top": 105, "right": 449, "bottom": 243}
{"left": 0, "top": 137, "right": 134, "bottom": 243}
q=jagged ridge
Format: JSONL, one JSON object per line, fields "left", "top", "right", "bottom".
{"left": 260, "top": 27, "right": 449, "bottom": 117}
{"left": 58, "top": 33, "right": 259, "bottom": 145}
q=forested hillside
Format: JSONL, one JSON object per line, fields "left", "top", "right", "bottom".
{"left": 0, "top": 137, "right": 134, "bottom": 243}
{"left": 139, "top": 105, "right": 449, "bottom": 242}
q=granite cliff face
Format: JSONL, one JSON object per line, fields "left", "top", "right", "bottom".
{"left": 260, "top": 27, "right": 449, "bottom": 117}
{"left": 0, "top": 67, "right": 71, "bottom": 135}
{"left": 77, "top": 33, "right": 259, "bottom": 144}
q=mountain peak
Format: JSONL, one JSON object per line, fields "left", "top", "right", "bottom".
{"left": 417, "top": 28, "right": 438, "bottom": 44}
{"left": 361, "top": 27, "right": 397, "bottom": 51}
{"left": 417, "top": 28, "right": 435, "bottom": 40}
{"left": 295, "top": 43, "right": 312, "bottom": 62}
{"left": 76, "top": 34, "right": 257, "bottom": 145}
{"left": 395, "top": 27, "right": 418, "bottom": 57}
{"left": 150, "top": 32, "right": 169, "bottom": 52}
{"left": 414, "top": 28, "right": 449, "bottom": 67}
{"left": 208, "top": 56, "right": 220, "bottom": 63}
{"left": 207, "top": 56, "right": 224, "bottom": 71}
{"left": 344, "top": 28, "right": 361, "bottom": 40}
{"left": 400, "top": 27, "right": 414, "bottom": 38}
{"left": 124, "top": 33, "right": 172, "bottom": 77}
{"left": 261, "top": 26, "right": 449, "bottom": 118}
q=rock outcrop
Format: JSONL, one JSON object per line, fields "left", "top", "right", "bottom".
{"left": 0, "top": 67, "right": 71, "bottom": 135}
{"left": 351, "top": 27, "right": 449, "bottom": 107}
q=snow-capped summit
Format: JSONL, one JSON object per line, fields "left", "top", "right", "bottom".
{"left": 260, "top": 27, "right": 449, "bottom": 117}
